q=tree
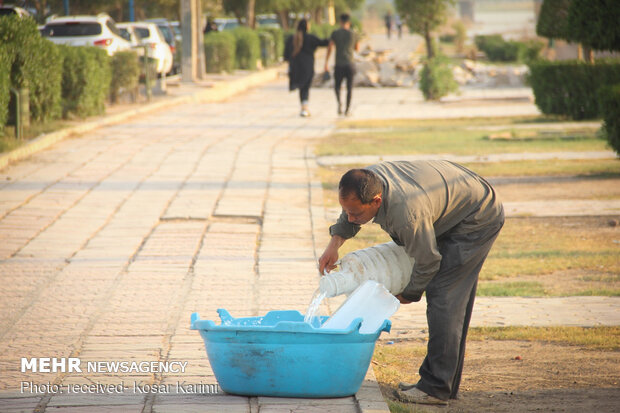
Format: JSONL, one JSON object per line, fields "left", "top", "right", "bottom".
{"left": 395, "top": 0, "right": 453, "bottom": 58}
{"left": 536, "top": 0, "right": 570, "bottom": 41}
{"left": 567, "top": 0, "right": 620, "bottom": 53}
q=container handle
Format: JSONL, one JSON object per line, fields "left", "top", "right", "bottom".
{"left": 217, "top": 308, "right": 234, "bottom": 324}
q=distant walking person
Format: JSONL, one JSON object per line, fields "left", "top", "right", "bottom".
{"left": 324, "top": 14, "right": 360, "bottom": 116}
{"left": 284, "top": 19, "right": 328, "bottom": 117}
{"left": 385, "top": 13, "right": 392, "bottom": 38}
{"left": 395, "top": 14, "right": 402, "bottom": 38}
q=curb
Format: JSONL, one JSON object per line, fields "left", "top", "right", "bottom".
{"left": 0, "top": 66, "right": 284, "bottom": 172}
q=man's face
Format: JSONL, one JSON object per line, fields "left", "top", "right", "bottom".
{"left": 339, "top": 193, "right": 382, "bottom": 225}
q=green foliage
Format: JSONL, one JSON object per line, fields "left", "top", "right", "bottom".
{"left": 395, "top": 0, "right": 452, "bottom": 35}
{"left": 598, "top": 84, "right": 620, "bottom": 155}
{"left": 0, "top": 46, "right": 10, "bottom": 134}
{"left": 259, "top": 26, "right": 284, "bottom": 59}
{"left": 110, "top": 50, "right": 140, "bottom": 103}
{"left": 58, "top": 45, "right": 111, "bottom": 118}
{"left": 419, "top": 56, "right": 458, "bottom": 101}
{"left": 536, "top": 0, "right": 570, "bottom": 40}
{"left": 475, "top": 34, "right": 543, "bottom": 63}
{"left": 232, "top": 26, "right": 261, "bottom": 70}
{"left": 257, "top": 30, "right": 276, "bottom": 67}
{"left": 309, "top": 23, "right": 335, "bottom": 40}
{"left": 528, "top": 59, "right": 620, "bottom": 120}
{"left": 567, "top": 0, "right": 620, "bottom": 52}
{"left": 0, "top": 15, "right": 62, "bottom": 127}
{"left": 28, "top": 37, "right": 63, "bottom": 123}
{"left": 204, "top": 30, "right": 236, "bottom": 73}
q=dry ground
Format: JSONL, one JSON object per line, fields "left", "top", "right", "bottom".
{"left": 375, "top": 339, "right": 620, "bottom": 412}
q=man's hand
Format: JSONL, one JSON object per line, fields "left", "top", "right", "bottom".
{"left": 324, "top": 41, "right": 334, "bottom": 74}
{"left": 318, "top": 235, "right": 345, "bottom": 274}
{"left": 395, "top": 294, "right": 412, "bottom": 304}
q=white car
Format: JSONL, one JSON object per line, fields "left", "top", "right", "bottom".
{"left": 41, "top": 13, "right": 130, "bottom": 56}
{"left": 0, "top": 5, "right": 32, "bottom": 18}
{"left": 119, "top": 22, "right": 173, "bottom": 75}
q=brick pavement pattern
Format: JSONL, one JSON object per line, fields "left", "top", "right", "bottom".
{"left": 0, "top": 81, "right": 365, "bottom": 412}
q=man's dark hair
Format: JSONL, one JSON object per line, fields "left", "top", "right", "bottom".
{"left": 339, "top": 169, "right": 382, "bottom": 204}
{"left": 340, "top": 13, "right": 350, "bottom": 23}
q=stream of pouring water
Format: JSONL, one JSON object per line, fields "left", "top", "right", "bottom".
{"left": 304, "top": 288, "right": 326, "bottom": 328}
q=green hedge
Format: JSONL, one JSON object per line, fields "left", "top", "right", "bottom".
{"left": 259, "top": 26, "right": 284, "bottom": 61}
{"left": 528, "top": 59, "right": 620, "bottom": 120}
{"left": 0, "top": 45, "right": 10, "bottom": 134}
{"left": 258, "top": 31, "right": 275, "bottom": 67}
{"left": 310, "top": 23, "right": 335, "bottom": 40}
{"left": 204, "top": 31, "right": 236, "bottom": 73}
{"left": 110, "top": 50, "right": 140, "bottom": 103}
{"left": 475, "top": 34, "right": 543, "bottom": 63}
{"left": 59, "top": 45, "right": 111, "bottom": 118}
{"left": 599, "top": 84, "right": 620, "bottom": 154}
{"left": 232, "top": 27, "right": 260, "bottom": 70}
{"left": 0, "top": 16, "right": 62, "bottom": 127}
{"left": 419, "top": 56, "right": 458, "bottom": 101}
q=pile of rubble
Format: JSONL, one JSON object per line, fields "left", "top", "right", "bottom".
{"left": 452, "top": 60, "right": 529, "bottom": 87}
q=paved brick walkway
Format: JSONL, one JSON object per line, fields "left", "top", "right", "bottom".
{"left": 1, "top": 75, "right": 619, "bottom": 413}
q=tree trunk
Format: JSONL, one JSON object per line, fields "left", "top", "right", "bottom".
{"left": 584, "top": 46, "right": 594, "bottom": 63}
{"left": 246, "top": 0, "right": 256, "bottom": 28}
{"left": 424, "top": 25, "right": 434, "bottom": 59}
{"left": 314, "top": 8, "right": 322, "bottom": 24}
{"left": 277, "top": 10, "right": 289, "bottom": 30}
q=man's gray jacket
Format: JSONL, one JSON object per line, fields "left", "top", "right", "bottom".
{"left": 329, "top": 160, "right": 504, "bottom": 301}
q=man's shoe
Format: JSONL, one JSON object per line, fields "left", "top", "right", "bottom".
{"left": 300, "top": 109, "right": 310, "bottom": 117}
{"left": 396, "top": 387, "right": 448, "bottom": 406}
{"left": 397, "top": 381, "right": 416, "bottom": 391}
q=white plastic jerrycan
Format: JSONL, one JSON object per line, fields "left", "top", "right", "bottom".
{"left": 319, "top": 241, "right": 415, "bottom": 297}
{"left": 321, "top": 280, "right": 400, "bottom": 334}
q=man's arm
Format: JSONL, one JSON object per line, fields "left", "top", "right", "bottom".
{"left": 394, "top": 212, "right": 442, "bottom": 302}
{"left": 324, "top": 40, "right": 334, "bottom": 72}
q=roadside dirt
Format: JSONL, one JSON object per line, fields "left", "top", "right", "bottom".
{"left": 375, "top": 339, "right": 620, "bottom": 412}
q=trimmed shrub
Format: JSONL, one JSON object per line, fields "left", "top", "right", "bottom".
{"left": 599, "top": 84, "right": 620, "bottom": 154}
{"left": 0, "top": 16, "right": 62, "bottom": 125}
{"left": 258, "top": 30, "right": 276, "bottom": 67}
{"left": 204, "top": 31, "right": 235, "bottom": 73}
{"left": 28, "top": 38, "right": 62, "bottom": 123}
{"left": 419, "top": 56, "right": 458, "bottom": 101}
{"left": 0, "top": 45, "right": 10, "bottom": 134}
{"left": 475, "top": 34, "right": 543, "bottom": 63}
{"left": 232, "top": 27, "right": 260, "bottom": 70}
{"left": 58, "top": 45, "right": 111, "bottom": 118}
{"left": 528, "top": 59, "right": 620, "bottom": 120}
{"left": 110, "top": 50, "right": 140, "bottom": 103}
{"left": 310, "top": 23, "right": 335, "bottom": 40}
{"left": 260, "top": 26, "right": 284, "bottom": 60}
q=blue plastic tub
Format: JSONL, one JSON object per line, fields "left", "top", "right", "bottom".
{"left": 190, "top": 309, "right": 391, "bottom": 398}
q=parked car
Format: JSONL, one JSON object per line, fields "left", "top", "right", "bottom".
{"left": 41, "top": 13, "right": 130, "bottom": 56}
{"left": 145, "top": 18, "right": 180, "bottom": 74}
{"left": 0, "top": 5, "right": 32, "bottom": 18}
{"left": 117, "top": 23, "right": 143, "bottom": 48}
{"left": 257, "top": 14, "right": 280, "bottom": 29}
{"left": 118, "top": 22, "right": 172, "bottom": 75}
{"left": 214, "top": 18, "right": 240, "bottom": 31}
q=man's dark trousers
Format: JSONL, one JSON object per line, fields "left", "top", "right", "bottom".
{"left": 416, "top": 212, "right": 505, "bottom": 401}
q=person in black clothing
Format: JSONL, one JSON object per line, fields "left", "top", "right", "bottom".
{"left": 324, "top": 14, "right": 360, "bottom": 116}
{"left": 284, "top": 19, "right": 328, "bottom": 117}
